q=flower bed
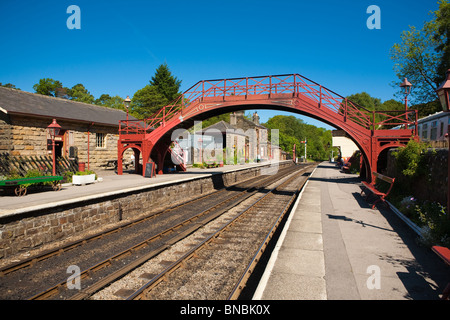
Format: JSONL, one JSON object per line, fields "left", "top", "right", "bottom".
{"left": 389, "top": 195, "right": 450, "bottom": 248}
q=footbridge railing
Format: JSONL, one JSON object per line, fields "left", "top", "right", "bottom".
{"left": 119, "top": 73, "right": 417, "bottom": 137}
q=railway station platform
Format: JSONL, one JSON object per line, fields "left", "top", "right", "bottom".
{"left": 0, "top": 160, "right": 290, "bottom": 217}
{"left": 0, "top": 159, "right": 294, "bottom": 261}
{"left": 253, "top": 162, "right": 450, "bottom": 300}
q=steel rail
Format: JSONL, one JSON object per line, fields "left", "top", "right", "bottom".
{"left": 0, "top": 165, "right": 293, "bottom": 277}
{"left": 68, "top": 165, "right": 303, "bottom": 300}
{"left": 125, "top": 164, "right": 314, "bottom": 300}
{"left": 26, "top": 165, "right": 302, "bottom": 300}
{"left": 0, "top": 183, "right": 228, "bottom": 277}
{"left": 226, "top": 172, "right": 309, "bottom": 299}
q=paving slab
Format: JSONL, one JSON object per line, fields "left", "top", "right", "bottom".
{"left": 254, "top": 162, "right": 450, "bottom": 300}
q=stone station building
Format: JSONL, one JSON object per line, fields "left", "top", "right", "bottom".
{"left": 0, "top": 86, "right": 137, "bottom": 172}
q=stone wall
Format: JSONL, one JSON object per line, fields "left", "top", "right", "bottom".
{"left": 0, "top": 115, "right": 12, "bottom": 153}
{"left": 1, "top": 115, "right": 121, "bottom": 171}
{"left": 386, "top": 148, "right": 448, "bottom": 205}
{"left": 0, "top": 161, "right": 293, "bottom": 259}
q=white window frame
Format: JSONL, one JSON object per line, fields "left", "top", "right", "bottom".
{"left": 96, "top": 133, "right": 106, "bottom": 149}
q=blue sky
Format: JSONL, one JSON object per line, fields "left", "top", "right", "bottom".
{"left": 0, "top": 0, "right": 441, "bottom": 129}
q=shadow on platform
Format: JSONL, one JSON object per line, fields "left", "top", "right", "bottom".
{"left": 326, "top": 213, "right": 396, "bottom": 233}
{"left": 308, "top": 176, "right": 361, "bottom": 185}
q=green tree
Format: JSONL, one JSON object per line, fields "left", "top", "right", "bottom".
{"left": 390, "top": 0, "right": 449, "bottom": 106}
{"left": 131, "top": 63, "right": 182, "bottom": 119}
{"left": 150, "top": 63, "right": 182, "bottom": 103}
{"left": 95, "top": 94, "right": 125, "bottom": 110}
{"left": 68, "top": 83, "right": 95, "bottom": 104}
{"left": 345, "top": 92, "right": 384, "bottom": 128}
{"left": 131, "top": 85, "right": 168, "bottom": 119}
{"left": 33, "top": 78, "right": 63, "bottom": 96}
{"left": 381, "top": 99, "right": 404, "bottom": 111}
{"left": 0, "top": 83, "right": 20, "bottom": 90}
{"left": 263, "top": 115, "right": 332, "bottom": 161}
{"left": 344, "top": 93, "right": 408, "bottom": 128}
{"left": 381, "top": 99, "right": 409, "bottom": 125}
{"left": 411, "top": 100, "right": 442, "bottom": 118}
{"left": 95, "top": 94, "right": 113, "bottom": 106}
{"left": 346, "top": 92, "right": 382, "bottom": 110}
{"left": 432, "top": 0, "right": 450, "bottom": 84}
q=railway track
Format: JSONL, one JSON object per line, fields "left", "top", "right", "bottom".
{"left": 116, "top": 163, "right": 314, "bottom": 300}
{"left": 0, "top": 163, "right": 312, "bottom": 300}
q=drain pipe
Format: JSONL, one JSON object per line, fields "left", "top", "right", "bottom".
{"left": 87, "top": 122, "right": 94, "bottom": 170}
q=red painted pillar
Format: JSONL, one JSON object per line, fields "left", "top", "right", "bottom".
{"left": 117, "top": 140, "right": 123, "bottom": 175}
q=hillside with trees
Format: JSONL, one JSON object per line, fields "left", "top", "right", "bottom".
{"left": 263, "top": 115, "right": 333, "bottom": 161}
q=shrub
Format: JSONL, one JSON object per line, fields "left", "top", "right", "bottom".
{"left": 63, "top": 171, "right": 74, "bottom": 183}
{"left": 398, "top": 196, "right": 418, "bottom": 219}
{"left": 391, "top": 139, "right": 430, "bottom": 177}
{"left": 75, "top": 170, "right": 97, "bottom": 179}
{"left": 389, "top": 139, "right": 449, "bottom": 247}
{"left": 415, "top": 201, "right": 450, "bottom": 248}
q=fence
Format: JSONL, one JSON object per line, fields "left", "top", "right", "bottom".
{"left": 426, "top": 139, "right": 449, "bottom": 149}
{"left": 0, "top": 153, "right": 79, "bottom": 177}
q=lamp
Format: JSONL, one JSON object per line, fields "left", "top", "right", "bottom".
{"left": 47, "top": 119, "right": 61, "bottom": 176}
{"left": 400, "top": 78, "right": 412, "bottom": 126}
{"left": 400, "top": 77, "right": 412, "bottom": 95}
{"left": 437, "top": 69, "right": 450, "bottom": 112}
{"left": 124, "top": 96, "right": 131, "bottom": 121}
{"left": 47, "top": 118, "right": 61, "bottom": 139}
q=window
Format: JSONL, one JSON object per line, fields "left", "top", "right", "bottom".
{"left": 440, "top": 121, "right": 445, "bottom": 138}
{"left": 430, "top": 121, "right": 438, "bottom": 140}
{"left": 96, "top": 133, "right": 106, "bottom": 148}
{"left": 422, "top": 124, "right": 428, "bottom": 140}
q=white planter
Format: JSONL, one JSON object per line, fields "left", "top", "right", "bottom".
{"left": 72, "top": 174, "right": 96, "bottom": 186}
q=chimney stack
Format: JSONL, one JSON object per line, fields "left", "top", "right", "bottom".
{"left": 252, "top": 111, "right": 260, "bottom": 125}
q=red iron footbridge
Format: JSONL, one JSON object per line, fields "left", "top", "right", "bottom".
{"left": 118, "top": 73, "right": 418, "bottom": 180}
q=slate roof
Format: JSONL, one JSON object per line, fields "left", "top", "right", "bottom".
{"left": 195, "top": 120, "right": 247, "bottom": 136}
{"left": 236, "top": 116, "right": 267, "bottom": 130}
{"left": 0, "top": 86, "right": 137, "bottom": 127}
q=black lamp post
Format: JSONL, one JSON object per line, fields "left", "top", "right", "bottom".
{"left": 47, "top": 119, "right": 61, "bottom": 176}
{"left": 400, "top": 78, "right": 412, "bottom": 126}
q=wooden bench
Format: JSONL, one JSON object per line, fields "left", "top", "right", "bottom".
{"left": 101, "top": 159, "right": 130, "bottom": 170}
{"left": 431, "top": 246, "right": 450, "bottom": 300}
{"left": 360, "top": 172, "right": 395, "bottom": 209}
{"left": 0, "top": 176, "right": 63, "bottom": 196}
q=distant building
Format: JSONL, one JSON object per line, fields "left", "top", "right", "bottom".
{"left": 176, "top": 110, "right": 283, "bottom": 164}
{"left": 415, "top": 111, "right": 450, "bottom": 142}
{"left": 389, "top": 111, "right": 450, "bottom": 147}
{"left": 0, "top": 86, "right": 135, "bottom": 171}
{"left": 332, "top": 130, "right": 359, "bottom": 160}
{"left": 230, "top": 111, "right": 269, "bottom": 162}
{"left": 190, "top": 120, "right": 248, "bottom": 164}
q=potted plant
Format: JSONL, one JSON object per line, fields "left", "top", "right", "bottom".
{"left": 72, "top": 170, "right": 96, "bottom": 185}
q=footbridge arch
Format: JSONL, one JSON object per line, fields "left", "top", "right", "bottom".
{"left": 118, "top": 74, "right": 418, "bottom": 179}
